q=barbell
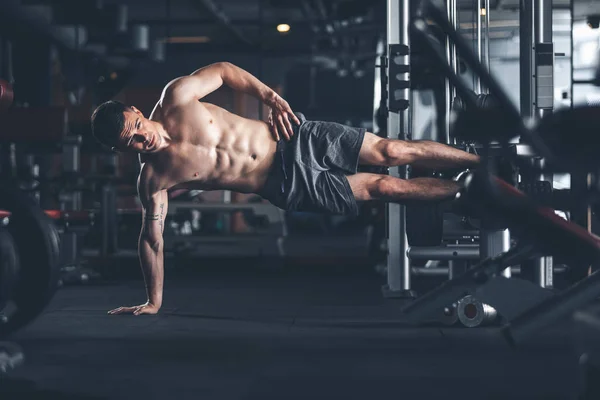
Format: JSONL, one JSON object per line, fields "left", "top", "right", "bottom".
{"left": 0, "top": 186, "right": 61, "bottom": 339}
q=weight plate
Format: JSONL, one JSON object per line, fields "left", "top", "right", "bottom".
{"left": 0, "top": 187, "right": 60, "bottom": 338}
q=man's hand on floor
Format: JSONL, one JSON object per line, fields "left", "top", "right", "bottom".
{"left": 108, "top": 302, "right": 160, "bottom": 316}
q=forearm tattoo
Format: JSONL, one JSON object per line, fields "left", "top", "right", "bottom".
{"left": 159, "top": 202, "right": 165, "bottom": 233}
{"left": 145, "top": 214, "right": 160, "bottom": 221}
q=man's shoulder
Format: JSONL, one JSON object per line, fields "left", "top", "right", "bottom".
{"left": 160, "top": 77, "right": 200, "bottom": 108}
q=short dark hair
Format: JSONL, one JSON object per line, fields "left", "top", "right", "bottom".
{"left": 91, "top": 100, "right": 131, "bottom": 151}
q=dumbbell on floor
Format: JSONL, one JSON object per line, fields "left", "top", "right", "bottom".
{"left": 457, "top": 295, "right": 499, "bottom": 327}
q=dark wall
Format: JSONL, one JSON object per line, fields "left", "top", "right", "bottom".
{"left": 127, "top": 49, "right": 375, "bottom": 124}
{"left": 129, "top": 50, "right": 292, "bottom": 90}
{"left": 284, "top": 65, "right": 374, "bottom": 124}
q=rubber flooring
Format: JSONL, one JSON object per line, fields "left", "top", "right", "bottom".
{"left": 0, "top": 262, "right": 584, "bottom": 400}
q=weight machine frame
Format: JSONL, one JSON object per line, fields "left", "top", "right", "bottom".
{"left": 384, "top": 0, "right": 600, "bottom": 344}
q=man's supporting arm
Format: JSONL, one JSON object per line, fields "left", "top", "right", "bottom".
{"left": 107, "top": 183, "right": 167, "bottom": 316}
{"left": 138, "top": 190, "right": 168, "bottom": 309}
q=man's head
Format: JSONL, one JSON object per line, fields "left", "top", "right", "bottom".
{"left": 91, "top": 100, "right": 162, "bottom": 153}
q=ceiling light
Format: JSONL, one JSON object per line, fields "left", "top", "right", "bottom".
{"left": 277, "top": 24, "right": 290, "bottom": 33}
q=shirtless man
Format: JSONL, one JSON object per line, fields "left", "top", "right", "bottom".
{"left": 91, "top": 61, "right": 479, "bottom": 316}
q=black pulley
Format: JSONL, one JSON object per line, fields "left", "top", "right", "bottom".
{"left": 452, "top": 92, "right": 497, "bottom": 113}
{"left": 0, "top": 187, "right": 61, "bottom": 338}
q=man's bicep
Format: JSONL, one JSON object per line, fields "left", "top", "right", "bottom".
{"left": 141, "top": 190, "right": 169, "bottom": 242}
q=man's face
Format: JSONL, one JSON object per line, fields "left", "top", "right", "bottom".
{"left": 117, "top": 107, "right": 160, "bottom": 153}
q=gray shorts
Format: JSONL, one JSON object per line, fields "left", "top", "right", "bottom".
{"left": 260, "top": 113, "right": 366, "bottom": 216}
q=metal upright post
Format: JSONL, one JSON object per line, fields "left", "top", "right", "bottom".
{"left": 480, "top": 228, "right": 512, "bottom": 278}
{"left": 475, "top": 0, "right": 483, "bottom": 93}
{"left": 444, "top": 0, "right": 456, "bottom": 144}
{"left": 452, "top": 1, "right": 458, "bottom": 75}
{"left": 484, "top": 0, "right": 491, "bottom": 76}
{"left": 520, "top": 0, "right": 555, "bottom": 288}
{"left": 383, "top": 0, "right": 414, "bottom": 298}
{"left": 534, "top": 0, "right": 554, "bottom": 118}
{"left": 520, "top": 0, "right": 534, "bottom": 119}
{"left": 570, "top": 0, "right": 574, "bottom": 109}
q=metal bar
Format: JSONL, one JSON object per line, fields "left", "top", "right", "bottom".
{"left": 534, "top": 0, "right": 555, "bottom": 287}
{"left": 402, "top": 246, "right": 533, "bottom": 322}
{"left": 412, "top": 20, "right": 484, "bottom": 111}
{"left": 444, "top": 0, "right": 453, "bottom": 144}
{"left": 384, "top": 0, "right": 413, "bottom": 298}
{"left": 504, "top": 268, "right": 600, "bottom": 346}
{"left": 535, "top": 0, "right": 554, "bottom": 116}
{"left": 520, "top": 0, "right": 534, "bottom": 119}
{"left": 407, "top": 245, "right": 480, "bottom": 261}
{"left": 399, "top": 0, "right": 411, "bottom": 293}
{"left": 570, "top": 0, "right": 574, "bottom": 109}
{"left": 452, "top": 0, "right": 459, "bottom": 76}
{"left": 476, "top": 0, "right": 483, "bottom": 93}
{"left": 484, "top": 0, "right": 491, "bottom": 89}
{"left": 412, "top": 265, "right": 567, "bottom": 277}
{"left": 480, "top": 229, "right": 512, "bottom": 277}
{"left": 257, "top": 0, "right": 263, "bottom": 120}
{"left": 420, "top": 0, "right": 553, "bottom": 160}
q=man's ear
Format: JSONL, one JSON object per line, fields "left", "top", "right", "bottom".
{"left": 130, "top": 106, "right": 143, "bottom": 116}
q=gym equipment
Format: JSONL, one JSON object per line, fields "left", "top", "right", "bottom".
{"left": 0, "top": 341, "right": 24, "bottom": 374}
{"left": 382, "top": 0, "right": 414, "bottom": 299}
{"left": 405, "top": 201, "right": 443, "bottom": 247}
{"left": 164, "top": 202, "right": 286, "bottom": 259}
{"left": 0, "top": 227, "right": 19, "bottom": 311}
{"left": 0, "top": 187, "right": 61, "bottom": 338}
{"left": 382, "top": 0, "right": 529, "bottom": 300}
{"left": 574, "top": 303, "right": 600, "bottom": 399}
{"left": 451, "top": 91, "right": 497, "bottom": 114}
{"left": 440, "top": 303, "right": 459, "bottom": 326}
{"left": 456, "top": 295, "right": 498, "bottom": 328}
{"left": 392, "top": 0, "right": 600, "bottom": 345}
{"left": 402, "top": 169, "right": 600, "bottom": 341}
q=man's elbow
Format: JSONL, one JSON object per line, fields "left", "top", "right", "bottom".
{"left": 140, "top": 235, "right": 164, "bottom": 252}
{"left": 215, "top": 61, "right": 233, "bottom": 70}
{"left": 150, "top": 240, "right": 163, "bottom": 253}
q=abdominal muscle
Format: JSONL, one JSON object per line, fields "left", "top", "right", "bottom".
{"left": 162, "top": 102, "right": 278, "bottom": 194}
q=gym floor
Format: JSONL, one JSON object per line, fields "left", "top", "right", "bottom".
{"left": 1, "top": 260, "right": 582, "bottom": 400}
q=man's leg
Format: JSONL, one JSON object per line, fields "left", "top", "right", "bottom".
{"left": 358, "top": 132, "right": 479, "bottom": 170}
{"left": 346, "top": 172, "right": 460, "bottom": 204}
